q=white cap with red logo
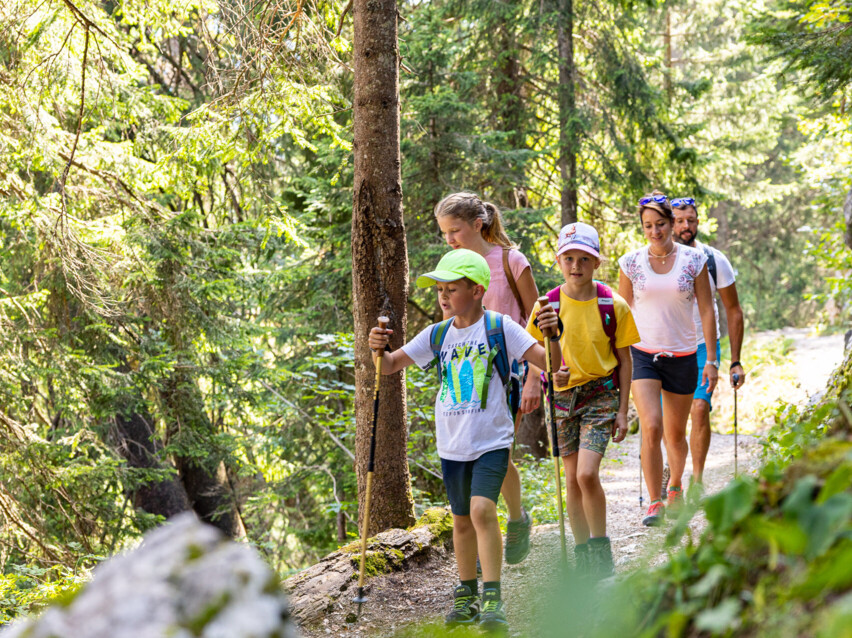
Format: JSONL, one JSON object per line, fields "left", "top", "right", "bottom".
{"left": 556, "top": 222, "right": 601, "bottom": 259}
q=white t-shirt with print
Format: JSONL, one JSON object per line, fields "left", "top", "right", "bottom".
{"left": 692, "top": 240, "right": 736, "bottom": 346}
{"left": 402, "top": 314, "right": 537, "bottom": 462}
{"left": 618, "top": 245, "right": 708, "bottom": 354}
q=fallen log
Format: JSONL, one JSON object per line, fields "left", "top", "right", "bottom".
{"left": 284, "top": 507, "right": 453, "bottom": 626}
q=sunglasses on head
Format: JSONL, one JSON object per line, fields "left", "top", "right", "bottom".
{"left": 671, "top": 197, "right": 696, "bottom": 208}
{"left": 638, "top": 194, "right": 668, "bottom": 206}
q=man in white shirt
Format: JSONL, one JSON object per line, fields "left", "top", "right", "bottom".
{"left": 672, "top": 198, "right": 746, "bottom": 485}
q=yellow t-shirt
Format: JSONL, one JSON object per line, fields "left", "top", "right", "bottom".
{"left": 526, "top": 286, "right": 640, "bottom": 391}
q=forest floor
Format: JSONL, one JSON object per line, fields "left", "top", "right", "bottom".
{"left": 301, "top": 328, "right": 847, "bottom": 637}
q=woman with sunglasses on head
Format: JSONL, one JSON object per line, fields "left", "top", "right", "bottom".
{"left": 617, "top": 190, "right": 718, "bottom": 526}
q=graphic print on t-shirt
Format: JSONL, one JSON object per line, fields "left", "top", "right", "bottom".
{"left": 437, "top": 340, "right": 493, "bottom": 413}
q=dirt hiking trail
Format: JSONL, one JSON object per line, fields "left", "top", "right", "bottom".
{"left": 302, "top": 329, "right": 847, "bottom": 637}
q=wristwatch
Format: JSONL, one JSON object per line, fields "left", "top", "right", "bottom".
{"left": 705, "top": 360, "right": 720, "bottom": 368}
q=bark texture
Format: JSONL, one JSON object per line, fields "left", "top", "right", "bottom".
{"left": 351, "top": 0, "right": 415, "bottom": 535}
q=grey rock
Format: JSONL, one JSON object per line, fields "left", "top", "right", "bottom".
{"left": 2, "top": 513, "right": 296, "bottom": 638}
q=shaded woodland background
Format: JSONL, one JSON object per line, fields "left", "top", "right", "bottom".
{"left": 0, "top": 0, "right": 851, "bottom": 620}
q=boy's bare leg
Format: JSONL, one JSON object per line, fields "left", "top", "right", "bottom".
{"left": 470, "top": 496, "right": 502, "bottom": 583}
{"left": 633, "top": 379, "right": 665, "bottom": 501}
{"left": 500, "top": 460, "right": 523, "bottom": 521}
{"left": 562, "top": 454, "right": 590, "bottom": 543}
{"left": 662, "top": 390, "right": 693, "bottom": 489}
{"left": 500, "top": 411, "right": 524, "bottom": 521}
{"left": 689, "top": 399, "right": 711, "bottom": 482}
{"left": 576, "top": 449, "right": 606, "bottom": 537}
{"left": 453, "top": 514, "right": 478, "bottom": 581}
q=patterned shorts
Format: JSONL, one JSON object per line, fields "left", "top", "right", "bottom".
{"left": 551, "top": 377, "right": 619, "bottom": 457}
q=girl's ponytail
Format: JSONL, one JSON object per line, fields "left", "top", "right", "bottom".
{"left": 480, "top": 202, "right": 514, "bottom": 248}
{"left": 434, "top": 192, "right": 516, "bottom": 249}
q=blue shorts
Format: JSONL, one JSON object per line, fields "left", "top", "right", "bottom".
{"left": 694, "top": 341, "right": 722, "bottom": 409}
{"left": 440, "top": 448, "right": 510, "bottom": 516}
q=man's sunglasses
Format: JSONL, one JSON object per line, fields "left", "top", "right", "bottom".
{"left": 671, "top": 197, "right": 696, "bottom": 208}
{"left": 638, "top": 194, "right": 668, "bottom": 206}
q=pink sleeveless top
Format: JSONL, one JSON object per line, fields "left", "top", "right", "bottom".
{"left": 482, "top": 246, "right": 532, "bottom": 325}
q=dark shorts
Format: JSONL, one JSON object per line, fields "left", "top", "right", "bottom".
{"left": 631, "top": 347, "right": 698, "bottom": 395}
{"left": 553, "top": 377, "right": 620, "bottom": 457}
{"left": 441, "top": 448, "right": 510, "bottom": 516}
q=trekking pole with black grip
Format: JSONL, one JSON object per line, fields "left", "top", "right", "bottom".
{"left": 539, "top": 297, "right": 568, "bottom": 564}
{"left": 732, "top": 373, "right": 740, "bottom": 476}
{"left": 354, "top": 316, "right": 389, "bottom": 617}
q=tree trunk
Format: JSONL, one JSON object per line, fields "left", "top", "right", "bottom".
{"left": 558, "top": 0, "right": 578, "bottom": 226}
{"left": 113, "top": 406, "right": 191, "bottom": 519}
{"left": 161, "top": 370, "right": 247, "bottom": 539}
{"left": 515, "top": 404, "right": 548, "bottom": 460}
{"left": 844, "top": 188, "right": 852, "bottom": 250}
{"left": 351, "top": 0, "right": 416, "bottom": 535}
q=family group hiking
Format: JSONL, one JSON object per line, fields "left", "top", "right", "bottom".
{"left": 360, "top": 190, "right": 747, "bottom": 634}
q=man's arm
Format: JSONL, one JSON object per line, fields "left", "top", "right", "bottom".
{"left": 718, "top": 283, "right": 745, "bottom": 388}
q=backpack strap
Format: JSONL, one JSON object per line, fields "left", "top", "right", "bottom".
{"left": 503, "top": 248, "right": 526, "bottom": 324}
{"left": 481, "top": 311, "right": 510, "bottom": 410}
{"left": 595, "top": 281, "right": 620, "bottom": 389}
{"left": 428, "top": 318, "right": 454, "bottom": 386}
{"left": 701, "top": 245, "right": 718, "bottom": 287}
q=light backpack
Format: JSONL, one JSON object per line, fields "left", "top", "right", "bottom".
{"left": 428, "top": 311, "right": 521, "bottom": 420}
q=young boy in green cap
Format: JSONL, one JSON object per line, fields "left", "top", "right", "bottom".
{"left": 369, "top": 248, "right": 561, "bottom": 633}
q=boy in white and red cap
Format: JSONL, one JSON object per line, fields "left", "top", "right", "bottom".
{"left": 526, "top": 222, "right": 640, "bottom": 578}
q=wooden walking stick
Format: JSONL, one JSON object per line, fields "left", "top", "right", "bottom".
{"left": 539, "top": 297, "right": 568, "bottom": 564}
{"left": 354, "top": 316, "right": 389, "bottom": 617}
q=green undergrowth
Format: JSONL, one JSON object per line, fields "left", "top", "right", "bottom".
{"left": 393, "top": 348, "right": 852, "bottom": 637}
{"left": 0, "top": 564, "right": 92, "bottom": 625}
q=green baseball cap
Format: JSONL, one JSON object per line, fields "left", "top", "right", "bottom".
{"left": 415, "top": 249, "right": 491, "bottom": 290}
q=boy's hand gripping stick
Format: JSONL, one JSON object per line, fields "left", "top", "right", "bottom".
{"left": 539, "top": 297, "right": 568, "bottom": 564}
{"left": 354, "top": 317, "right": 389, "bottom": 616}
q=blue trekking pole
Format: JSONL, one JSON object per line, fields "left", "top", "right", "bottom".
{"left": 354, "top": 316, "right": 389, "bottom": 617}
{"left": 732, "top": 373, "right": 740, "bottom": 476}
{"left": 539, "top": 296, "right": 568, "bottom": 565}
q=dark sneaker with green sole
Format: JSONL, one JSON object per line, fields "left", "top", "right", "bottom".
{"left": 478, "top": 589, "right": 508, "bottom": 633}
{"left": 588, "top": 536, "right": 614, "bottom": 579}
{"left": 573, "top": 542, "right": 589, "bottom": 575}
{"left": 444, "top": 585, "right": 480, "bottom": 627}
{"left": 504, "top": 509, "right": 532, "bottom": 564}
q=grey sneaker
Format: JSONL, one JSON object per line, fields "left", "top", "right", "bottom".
{"left": 588, "top": 536, "right": 614, "bottom": 579}
{"left": 504, "top": 509, "right": 532, "bottom": 564}
{"left": 478, "top": 589, "right": 508, "bottom": 633}
{"left": 573, "top": 542, "right": 589, "bottom": 575}
{"left": 444, "top": 584, "right": 480, "bottom": 626}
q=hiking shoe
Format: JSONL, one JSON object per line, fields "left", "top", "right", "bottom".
{"left": 478, "top": 589, "right": 508, "bottom": 633}
{"left": 642, "top": 500, "right": 665, "bottom": 527}
{"left": 445, "top": 585, "right": 480, "bottom": 626}
{"left": 504, "top": 509, "right": 532, "bottom": 564}
{"left": 588, "top": 537, "right": 614, "bottom": 579}
{"left": 661, "top": 463, "right": 670, "bottom": 495}
{"left": 666, "top": 486, "right": 684, "bottom": 517}
{"left": 573, "top": 542, "right": 590, "bottom": 575}
{"left": 687, "top": 480, "right": 705, "bottom": 504}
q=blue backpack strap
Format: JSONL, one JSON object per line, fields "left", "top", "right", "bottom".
{"left": 595, "top": 281, "right": 620, "bottom": 388}
{"left": 481, "top": 311, "right": 510, "bottom": 411}
{"left": 428, "top": 318, "right": 454, "bottom": 386}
